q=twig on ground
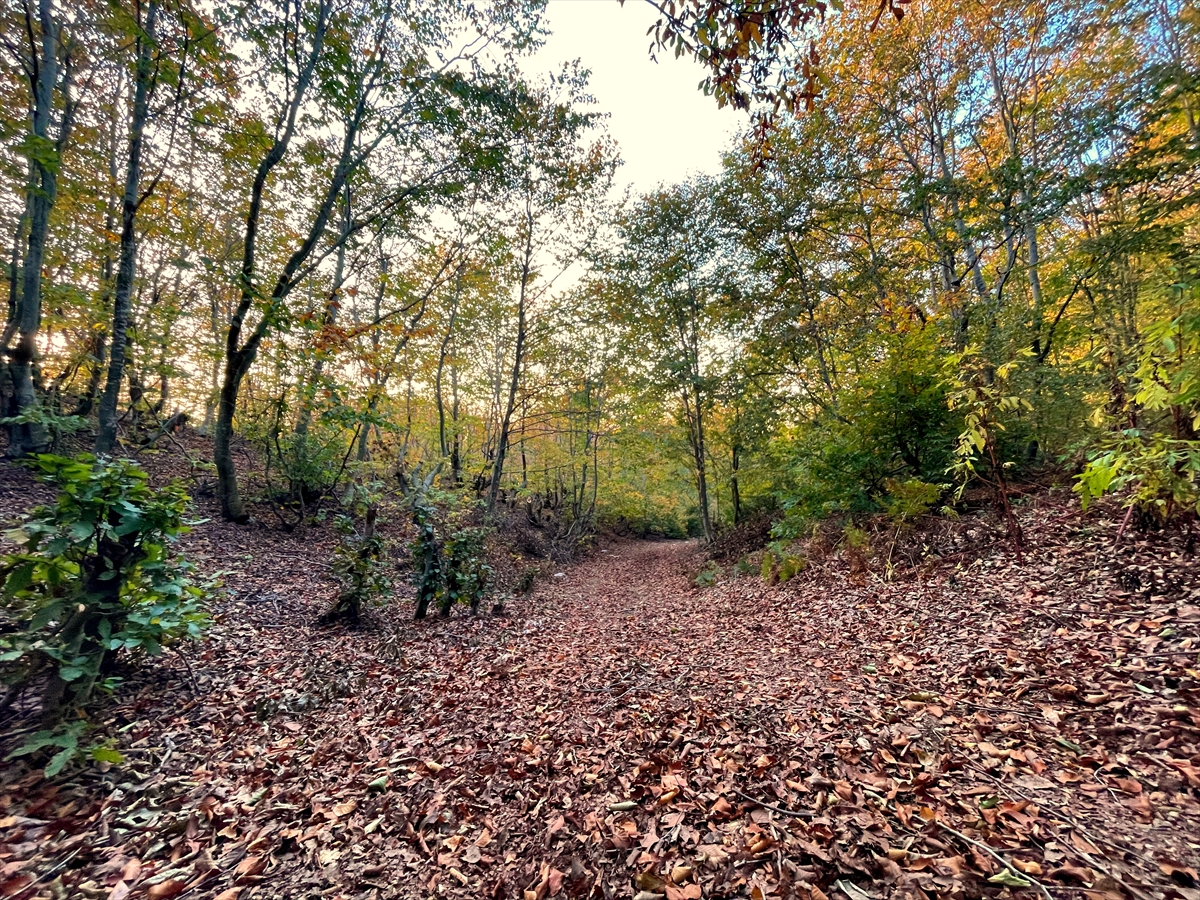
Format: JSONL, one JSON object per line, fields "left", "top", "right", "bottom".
{"left": 153, "top": 734, "right": 176, "bottom": 776}
{"left": 933, "top": 820, "right": 1052, "bottom": 900}
{"left": 1114, "top": 505, "right": 1135, "bottom": 547}
{"left": 731, "top": 787, "right": 816, "bottom": 818}
{"left": 876, "top": 673, "right": 1040, "bottom": 718}
{"left": 173, "top": 646, "right": 201, "bottom": 696}
{"left": 961, "top": 762, "right": 1158, "bottom": 900}
{"left": 11, "top": 847, "right": 81, "bottom": 899}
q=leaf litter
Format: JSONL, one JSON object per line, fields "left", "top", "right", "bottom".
{"left": 1, "top": 479, "right": 1198, "bottom": 900}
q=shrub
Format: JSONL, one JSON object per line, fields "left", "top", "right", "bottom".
{"left": 4, "top": 720, "right": 123, "bottom": 778}
{"left": 0, "top": 455, "right": 206, "bottom": 721}
{"left": 440, "top": 520, "right": 493, "bottom": 614}
{"left": 321, "top": 482, "right": 390, "bottom": 625}
{"left": 760, "top": 549, "right": 777, "bottom": 582}
{"left": 694, "top": 560, "right": 720, "bottom": 587}
{"left": 946, "top": 348, "right": 1032, "bottom": 545}
{"left": 399, "top": 469, "right": 494, "bottom": 618}
{"left": 777, "top": 554, "right": 806, "bottom": 582}
{"left": 842, "top": 524, "right": 870, "bottom": 574}
{"left": 767, "top": 334, "right": 958, "bottom": 541}
{"left": 516, "top": 566, "right": 538, "bottom": 594}
{"left": 880, "top": 478, "right": 944, "bottom": 525}
{"left": 0, "top": 407, "right": 88, "bottom": 452}
{"left": 1076, "top": 430, "right": 1200, "bottom": 525}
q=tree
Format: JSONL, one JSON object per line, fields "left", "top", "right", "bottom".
{"left": 95, "top": 0, "right": 222, "bottom": 454}
{"left": 484, "top": 70, "right": 617, "bottom": 512}
{"left": 1, "top": 0, "right": 79, "bottom": 456}
{"left": 211, "top": 0, "right": 540, "bottom": 521}
{"left": 628, "top": 0, "right": 906, "bottom": 115}
{"left": 602, "top": 179, "right": 729, "bottom": 541}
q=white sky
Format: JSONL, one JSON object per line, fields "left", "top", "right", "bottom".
{"left": 531, "top": 0, "right": 745, "bottom": 195}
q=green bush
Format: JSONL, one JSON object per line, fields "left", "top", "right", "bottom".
{"left": 760, "top": 549, "right": 777, "bottom": 582}
{"left": 0, "top": 455, "right": 206, "bottom": 720}
{"left": 777, "top": 554, "right": 806, "bottom": 582}
{"left": 322, "top": 483, "right": 390, "bottom": 625}
{"left": 440, "top": 520, "right": 493, "bottom": 614}
{"left": 0, "top": 407, "right": 88, "bottom": 451}
{"left": 843, "top": 524, "right": 869, "bottom": 548}
{"left": 881, "top": 478, "right": 944, "bottom": 525}
{"left": 400, "top": 469, "right": 494, "bottom": 618}
{"left": 1076, "top": 430, "right": 1200, "bottom": 524}
{"left": 4, "top": 720, "right": 123, "bottom": 778}
{"left": 694, "top": 560, "right": 720, "bottom": 587}
{"left": 766, "top": 334, "right": 959, "bottom": 540}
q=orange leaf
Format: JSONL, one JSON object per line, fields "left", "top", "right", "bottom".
{"left": 711, "top": 796, "right": 734, "bottom": 819}
{"left": 147, "top": 880, "right": 187, "bottom": 900}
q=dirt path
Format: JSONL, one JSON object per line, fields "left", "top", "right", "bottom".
{"left": 2, "top": 520, "right": 1199, "bottom": 900}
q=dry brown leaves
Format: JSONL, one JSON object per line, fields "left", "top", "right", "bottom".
{"left": 1, "top": 480, "right": 1198, "bottom": 900}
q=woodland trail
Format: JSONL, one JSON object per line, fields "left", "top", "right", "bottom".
{"left": 3, "top": 510, "right": 1200, "bottom": 900}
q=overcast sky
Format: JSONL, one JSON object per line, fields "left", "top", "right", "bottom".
{"left": 531, "top": 0, "right": 745, "bottom": 195}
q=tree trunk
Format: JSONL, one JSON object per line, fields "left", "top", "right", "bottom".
{"left": 450, "top": 356, "right": 461, "bottom": 484}
{"left": 213, "top": 0, "right": 331, "bottom": 521}
{"left": 436, "top": 267, "right": 462, "bottom": 461}
{"left": 215, "top": 352, "right": 250, "bottom": 522}
{"left": 685, "top": 382, "right": 713, "bottom": 542}
{"left": 730, "top": 441, "right": 741, "bottom": 526}
{"left": 75, "top": 68, "right": 123, "bottom": 420}
{"left": 487, "top": 202, "right": 534, "bottom": 512}
{"left": 96, "top": 0, "right": 158, "bottom": 454}
{"left": 5, "top": 0, "right": 69, "bottom": 457}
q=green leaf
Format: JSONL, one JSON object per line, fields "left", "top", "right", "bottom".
{"left": 44, "top": 746, "right": 74, "bottom": 777}
{"left": 91, "top": 746, "right": 125, "bottom": 764}
{"left": 987, "top": 870, "right": 1032, "bottom": 888}
{"left": 29, "top": 600, "right": 67, "bottom": 631}
{"left": 4, "top": 561, "right": 35, "bottom": 593}
{"left": 14, "top": 132, "right": 60, "bottom": 172}
{"left": 69, "top": 520, "right": 95, "bottom": 542}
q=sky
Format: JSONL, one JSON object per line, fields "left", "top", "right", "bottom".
{"left": 531, "top": 0, "right": 746, "bottom": 195}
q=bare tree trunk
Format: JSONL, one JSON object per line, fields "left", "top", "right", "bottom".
{"left": 5, "top": 0, "right": 73, "bottom": 456}
{"left": 436, "top": 265, "right": 463, "bottom": 461}
{"left": 96, "top": 1, "right": 159, "bottom": 454}
{"left": 6, "top": 208, "right": 27, "bottom": 323}
{"left": 76, "top": 68, "right": 124, "bottom": 419}
{"left": 487, "top": 201, "right": 534, "bottom": 512}
{"left": 214, "top": 352, "right": 251, "bottom": 521}
{"left": 450, "top": 355, "right": 461, "bottom": 484}
{"left": 688, "top": 385, "right": 713, "bottom": 542}
{"left": 215, "top": 2, "right": 335, "bottom": 521}
{"left": 730, "top": 441, "right": 741, "bottom": 526}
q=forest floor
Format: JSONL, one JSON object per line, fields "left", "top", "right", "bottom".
{"left": 1, "top": 455, "right": 1200, "bottom": 900}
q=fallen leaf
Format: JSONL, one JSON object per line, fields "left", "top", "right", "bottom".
{"left": 147, "top": 881, "right": 188, "bottom": 900}
{"left": 988, "top": 871, "right": 1031, "bottom": 888}
{"left": 636, "top": 872, "right": 668, "bottom": 892}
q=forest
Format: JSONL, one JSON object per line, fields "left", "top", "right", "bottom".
{"left": 0, "top": 0, "right": 1198, "bottom": 898}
